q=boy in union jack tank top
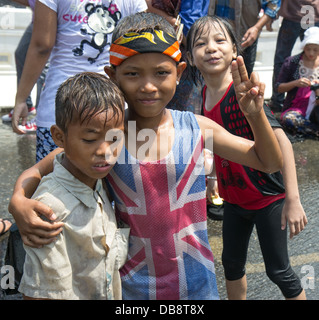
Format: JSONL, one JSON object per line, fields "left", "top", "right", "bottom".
{"left": 9, "top": 13, "right": 283, "bottom": 300}
{"left": 104, "top": 12, "right": 282, "bottom": 300}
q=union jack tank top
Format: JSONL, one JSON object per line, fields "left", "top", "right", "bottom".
{"left": 107, "top": 110, "right": 219, "bottom": 300}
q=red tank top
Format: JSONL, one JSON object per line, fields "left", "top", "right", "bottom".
{"left": 202, "top": 83, "right": 285, "bottom": 210}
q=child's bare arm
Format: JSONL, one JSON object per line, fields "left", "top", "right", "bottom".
{"left": 274, "top": 128, "right": 308, "bottom": 238}
{"left": 197, "top": 116, "right": 278, "bottom": 172}
{"left": 232, "top": 56, "right": 283, "bottom": 171}
{"left": 8, "top": 148, "right": 63, "bottom": 248}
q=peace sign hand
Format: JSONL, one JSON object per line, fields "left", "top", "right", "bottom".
{"left": 232, "top": 56, "right": 265, "bottom": 116}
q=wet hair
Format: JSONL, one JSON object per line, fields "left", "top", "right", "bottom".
{"left": 186, "top": 15, "right": 242, "bottom": 85}
{"left": 55, "top": 72, "right": 125, "bottom": 133}
{"left": 112, "top": 12, "right": 176, "bottom": 46}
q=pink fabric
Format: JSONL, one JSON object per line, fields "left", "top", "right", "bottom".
{"left": 283, "top": 86, "right": 312, "bottom": 118}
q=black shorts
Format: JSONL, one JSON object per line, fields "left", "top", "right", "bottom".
{"left": 222, "top": 198, "right": 303, "bottom": 299}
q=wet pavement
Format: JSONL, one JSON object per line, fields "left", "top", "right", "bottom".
{"left": 0, "top": 110, "right": 319, "bottom": 300}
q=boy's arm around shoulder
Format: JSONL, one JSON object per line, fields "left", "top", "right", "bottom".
{"left": 8, "top": 148, "right": 64, "bottom": 248}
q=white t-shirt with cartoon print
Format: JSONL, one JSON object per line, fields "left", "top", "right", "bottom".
{"left": 36, "top": 0, "right": 147, "bottom": 128}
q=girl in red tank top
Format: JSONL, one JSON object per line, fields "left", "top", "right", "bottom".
{"left": 186, "top": 15, "right": 307, "bottom": 300}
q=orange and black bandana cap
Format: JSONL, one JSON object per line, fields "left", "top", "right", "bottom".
{"left": 110, "top": 29, "right": 182, "bottom": 66}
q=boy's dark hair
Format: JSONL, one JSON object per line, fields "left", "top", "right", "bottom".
{"left": 55, "top": 72, "right": 125, "bottom": 132}
{"left": 186, "top": 15, "right": 242, "bottom": 85}
{"left": 112, "top": 12, "right": 176, "bottom": 43}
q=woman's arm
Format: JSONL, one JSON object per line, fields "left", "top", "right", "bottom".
{"left": 12, "top": 1, "right": 57, "bottom": 133}
{"left": 278, "top": 78, "right": 312, "bottom": 93}
{"left": 8, "top": 148, "right": 63, "bottom": 247}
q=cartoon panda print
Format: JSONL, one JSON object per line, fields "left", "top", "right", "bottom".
{"left": 73, "top": 2, "right": 121, "bottom": 64}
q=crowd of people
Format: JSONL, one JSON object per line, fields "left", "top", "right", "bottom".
{"left": 1, "top": 0, "right": 318, "bottom": 300}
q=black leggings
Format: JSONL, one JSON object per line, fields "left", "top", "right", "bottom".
{"left": 222, "top": 199, "right": 303, "bottom": 299}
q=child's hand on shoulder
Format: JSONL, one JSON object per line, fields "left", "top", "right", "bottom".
{"left": 232, "top": 56, "right": 265, "bottom": 117}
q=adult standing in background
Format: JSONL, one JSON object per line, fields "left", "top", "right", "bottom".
{"left": 209, "top": 0, "right": 281, "bottom": 76}
{"left": 269, "top": 0, "right": 319, "bottom": 112}
{"left": 2, "top": 0, "right": 49, "bottom": 133}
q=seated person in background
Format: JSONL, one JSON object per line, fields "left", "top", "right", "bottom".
{"left": 275, "top": 27, "right": 319, "bottom": 137}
